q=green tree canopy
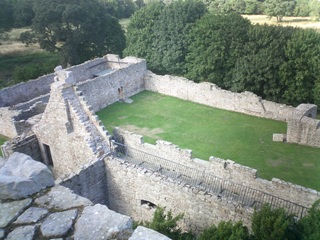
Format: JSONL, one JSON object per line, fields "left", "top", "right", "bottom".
{"left": 298, "top": 200, "right": 320, "bottom": 240}
{"left": 186, "top": 13, "right": 250, "bottom": 88}
{"left": 22, "top": 0, "right": 125, "bottom": 66}
{"left": 251, "top": 204, "right": 299, "bottom": 240}
{"left": 124, "top": 0, "right": 207, "bottom": 75}
{"left": 0, "top": 0, "right": 14, "bottom": 33}
{"left": 264, "top": 0, "right": 296, "bottom": 22}
{"left": 11, "top": 0, "right": 35, "bottom": 27}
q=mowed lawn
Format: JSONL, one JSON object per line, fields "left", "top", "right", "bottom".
{"left": 98, "top": 91, "right": 320, "bottom": 191}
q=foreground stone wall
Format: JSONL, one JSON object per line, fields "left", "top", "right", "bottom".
{"left": 144, "top": 72, "right": 294, "bottom": 122}
{"left": 78, "top": 56, "right": 147, "bottom": 112}
{"left": 287, "top": 104, "right": 320, "bottom": 147}
{"left": 114, "top": 128, "right": 320, "bottom": 209}
{"left": 105, "top": 156, "right": 253, "bottom": 233}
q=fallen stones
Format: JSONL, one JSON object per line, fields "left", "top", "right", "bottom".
{"left": 129, "top": 226, "right": 172, "bottom": 240}
{"left": 40, "top": 209, "right": 78, "bottom": 238}
{"left": 74, "top": 204, "right": 133, "bottom": 240}
{"left": 0, "top": 152, "right": 54, "bottom": 200}
{"left": 0, "top": 198, "right": 32, "bottom": 228}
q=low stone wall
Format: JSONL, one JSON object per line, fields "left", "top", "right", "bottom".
{"left": 114, "top": 128, "right": 320, "bottom": 209}
{"left": 144, "top": 72, "right": 294, "bottom": 122}
{"left": 0, "top": 107, "right": 19, "bottom": 138}
{"left": 78, "top": 57, "right": 147, "bottom": 112}
{"left": 287, "top": 104, "right": 320, "bottom": 147}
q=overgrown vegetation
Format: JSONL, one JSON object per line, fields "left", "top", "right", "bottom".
{"left": 97, "top": 91, "right": 320, "bottom": 191}
{"left": 144, "top": 201, "right": 320, "bottom": 239}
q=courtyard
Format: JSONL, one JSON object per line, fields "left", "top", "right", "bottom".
{"left": 97, "top": 91, "right": 320, "bottom": 191}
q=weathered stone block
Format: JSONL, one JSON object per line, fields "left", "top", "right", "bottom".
{"left": 272, "top": 133, "right": 287, "bottom": 142}
{"left": 0, "top": 152, "right": 54, "bottom": 200}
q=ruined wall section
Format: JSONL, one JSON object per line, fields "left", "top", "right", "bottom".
{"left": 59, "top": 158, "right": 108, "bottom": 205}
{"left": 287, "top": 104, "right": 320, "bottom": 147}
{"left": 105, "top": 156, "right": 253, "bottom": 233}
{"left": 32, "top": 76, "right": 109, "bottom": 178}
{"left": 78, "top": 57, "right": 147, "bottom": 112}
{"left": 144, "top": 72, "right": 294, "bottom": 122}
{"left": 1, "top": 135, "right": 41, "bottom": 161}
{"left": 114, "top": 128, "right": 320, "bottom": 208}
{"left": 0, "top": 74, "right": 54, "bottom": 108}
{"left": 0, "top": 107, "right": 20, "bottom": 138}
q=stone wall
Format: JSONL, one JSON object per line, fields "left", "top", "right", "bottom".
{"left": 32, "top": 70, "right": 110, "bottom": 178}
{"left": 1, "top": 135, "right": 42, "bottom": 162}
{"left": 78, "top": 56, "right": 146, "bottom": 112}
{"left": 287, "top": 104, "right": 320, "bottom": 147}
{"left": 113, "top": 128, "right": 320, "bottom": 209}
{"left": 105, "top": 156, "right": 253, "bottom": 233}
{"left": 0, "top": 74, "right": 54, "bottom": 108}
{"left": 0, "top": 107, "right": 19, "bottom": 138}
{"left": 144, "top": 72, "right": 294, "bottom": 122}
{"left": 59, "top": 158, "right": 108, "bottom": 205}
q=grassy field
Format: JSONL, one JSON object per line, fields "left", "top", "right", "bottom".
{"left": 0, "top": 135, "right": 8, "bottom": 157}
{"left": 243, "top": 15, "right": 320, "bottom": 32}
{"left": 98, "top": 91, "right": 320, "bottom": 191}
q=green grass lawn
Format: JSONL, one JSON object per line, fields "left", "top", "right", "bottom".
{"left": 0, "top": 135, "right": 8, "bottom": 157}
{"left": 98, "top": 91, "right": 320, "bottom": 191}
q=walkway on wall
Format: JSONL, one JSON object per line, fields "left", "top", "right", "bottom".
{"left": 111, "top": 141, "right": 308, "bottom": 218}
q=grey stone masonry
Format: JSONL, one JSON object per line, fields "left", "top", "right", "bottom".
{"left": 1, "top": 182, "right": 169, "bottom": 240}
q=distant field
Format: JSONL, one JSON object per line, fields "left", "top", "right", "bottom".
{"left": 98, "top": 91, "right": 320, "bottom": 191}
{"left": 0, "top": 135, "right": 8, "bottom": 157}
{"left": 243, "top": 15, "right": 320, "bottom": 32}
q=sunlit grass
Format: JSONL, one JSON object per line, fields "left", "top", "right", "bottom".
{"left": 98, "top": 91, "right": 320, "bottom": 191}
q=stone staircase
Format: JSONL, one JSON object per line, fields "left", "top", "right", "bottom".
{"left": 66, "top": 86, "right": 110, "bottom": 158}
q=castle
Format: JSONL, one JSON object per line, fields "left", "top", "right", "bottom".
{"left": 0, "top": 54, "right": 319, "bottom": 233}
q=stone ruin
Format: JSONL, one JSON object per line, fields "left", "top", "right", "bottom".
{"left": 0, "top": 153, "right": 171, "bottom": 240}
{"left": 0, "top": 54, "right": 319, "bottom": 235}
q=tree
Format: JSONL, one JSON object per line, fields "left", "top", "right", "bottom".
{"left": 125, "top": 0, "right": 207, "bottom": 75}
{"left": 140, "top": 206, "right": 194, "bottom": 240}
{"left": 186, "top": 13, "right": 250, "bottom": 88}
{"left": 251, "top": 204, "right": 299, "bottom": 240}
{"left": 152, "top": 0, "right": 208, "bottom": 75}
{"left": 124, "top": 2, "right": 165, "bottom": 72}
{"left": 12, "top": 0, "right": 35, "bottom": 27}
{"left": 0, "top": 0, "right": 14, "bottom": 33}
{"left": 198, "top": 221, "right": 250, "bottom": 240}
{"left": 230, "top": 24, "right": 294, "bottom": 102}
{"left": 309, "top": 0, "right": 320, "bottom": 20}
{"left": 298, "top": 200, "right": 320, "bottom": 239}
{"left": 264, "top": 0, "right": 296, "bottom": 22}
{"left": 280, "top": 28, "right": 320, "bottom": 106}
{"left": 22, "top": 0, "right": 125, "bottom": 66}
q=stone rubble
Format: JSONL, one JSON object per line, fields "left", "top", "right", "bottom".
{"left": 0, "top": 152, "right": 54, "bottom": 199}
{"left": 0, "top": 154, "right": 171, "bottom": 240}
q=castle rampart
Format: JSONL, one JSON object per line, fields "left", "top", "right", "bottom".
{"left": 144, "top": 72, "right": 294, "bottom": 122}
{"left": 287, "top": 104, "right": 320, "bottom": 147}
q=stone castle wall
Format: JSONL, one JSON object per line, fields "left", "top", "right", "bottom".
{"left": 0, "top": 74, "right": 54, "bottom": 108}
{"left": 144, "top": 72, "right": 294, "bottom": 122}
{"left": 59, "top": 158, "right": 108, "bottom": 205}
{"left": 105, "top": 156, "right": 253, "bottom": 233}
{"left": 114, "top": 128, "right": 320, "bottom": 209}
{"left": 77, "top": 56, "right": 147, "bottom": 112}
{"left": 287, "top": 104, "right": 320, "bottom": 147}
